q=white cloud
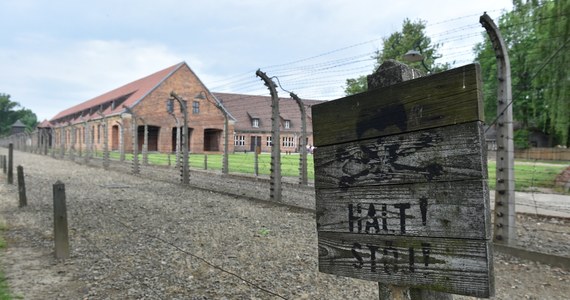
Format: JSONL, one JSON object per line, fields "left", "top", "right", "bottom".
{"left": 0, "top": 37, "right": 196, "bottom": 120}
{"left": 0, "top": 0, "right": 515, "bottom": 121}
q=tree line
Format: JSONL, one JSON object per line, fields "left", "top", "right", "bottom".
{"left": 475, "top": 0, "right": 569, "bottom": 147}
{"left": 0, "top": 93, "right": 38, "bottom": 136}
{"left": 345, "top": 0, "right": 569, "bottom": 147}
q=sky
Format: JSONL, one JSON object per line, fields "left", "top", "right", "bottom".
{"left": 0, "top": 0, "right": 513, "bottom": 122}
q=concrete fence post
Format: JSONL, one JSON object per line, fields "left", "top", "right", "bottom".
{"left": 290, "top": 92, "right": 308, "bottom": 186}
{"left": 69, "top": 125, "right": 76, "bottom": 162}
{"left": 103, "top": 121, "right": 110, "bottom": 169}
{"left": 119, "top": 121, "right": 125, "bottom": 162}
{"left": 132, "top": 117, "right": 140, "bottom": 175}
{"left": 256, "top": 70, "right": 282, "bottom": 202}
{"left": 84, "top": 121, "right": 91, "bottom": 163}
{"left": 43, "top": 130, "right": 48, "bottom": 155}
{"left": 53, "top": 181, "right": 70, "bottom": 260}
{"left": 254, "top": 150, "right": 259, "bottom": 177}
{"left": 170, "top": 92, "right": 189, "bottom": 184}
{"left": 17, "top": 165, "right": 27, "bottom": 207}
{"left": 7, "top": 143, "right": 14, "bottom": 185}
{"left": 59, "top": 126, "right": 65, "bottom": 159}
{"left": 77, "top": 126, "right": 82, "bottom": 159}
{"left": 51, "top": 128, "right": 56, "bottom": 158}
{"left": 142, "top": 122, "right": 148, "bottom": 166}
{"left": 481, "top": 13, "right": 516, "bottom": 246}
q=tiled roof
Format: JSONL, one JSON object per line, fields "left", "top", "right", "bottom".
{"left": 213, "top": 92, "right": 325, "bottom": 132}
{"left": 37, "top": 119, "right": 52, "bottom": 128}
{"left": 50, "top": 62, "right": 185, "bottom": 124}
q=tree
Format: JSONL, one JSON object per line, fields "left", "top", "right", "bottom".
{"left": 344, "top": 18, "right": 450, "bottom": 95}
{"left": 0, "top": 93, "right": 38, "bottom": 136}
{"left": 474, "top": 0, "right": 570, "bottom": 146}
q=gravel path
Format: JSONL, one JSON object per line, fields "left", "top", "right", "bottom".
{"left": 0, "top": 149, "right": 569, "bottom": 299}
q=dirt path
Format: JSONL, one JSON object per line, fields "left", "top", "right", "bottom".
{"left": 0, "top": 150, "right": 569, "bottom": 299}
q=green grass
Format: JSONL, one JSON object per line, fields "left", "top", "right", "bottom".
{"left": 488, "top": 161, "right": 568, "bottom": 191}
{"left": 102, "top": 151, "right": 316, "bottom": 179}
{"left": 96, "top": 150, "right": 568, "bottom": 191}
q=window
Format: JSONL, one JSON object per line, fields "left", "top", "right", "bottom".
{"left": 284, "top": 120, "right": 291, "bottom": 129}
{"left": 234, "top": 135, "right": 245, "bottom": 146}
{"left": 282, "top": 136, "right": 294, "bottom": 147}
{"left": 266, "top": 136, "right": 272, "bottom": 147}
{"left": 252, "top": 118, "right": 259, "bottom": 128}
{"left": 192, "top": 101, "right": 199, "bottom": 114}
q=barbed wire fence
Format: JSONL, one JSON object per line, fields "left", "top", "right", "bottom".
{"left": 0, "top": 150, "right": 295, "bottom": 299}
{"left": 0, "top": 9, "right": 568, "bottom": 283}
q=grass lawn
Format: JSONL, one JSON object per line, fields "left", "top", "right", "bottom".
{"left": 101, "top": 151, "right": 316, "bottom": 179}
{"left": 96, "top": 151, "right": 568, "bottom": 192}
{"left": 487, "top": 161, "right": 568, "bottom": 191}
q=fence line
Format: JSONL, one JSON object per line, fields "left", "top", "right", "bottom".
{"left": 514, "top": 147, "right": 570, "bottom": 161}
{"left": 100, "top": 206, "right": 289, "bottom": 300}
{"left": 0, "top": 144, "right": 568, "bottom": 298}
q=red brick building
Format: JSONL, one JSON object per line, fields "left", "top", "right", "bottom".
{"left": 50, "top": 62, "right": 234, "bottom": 154}
{"left": 48, "top": 62, "right": 322, "bottom": 155}
{"left": 214, "top": 93, "right": 322, "bottom": 153}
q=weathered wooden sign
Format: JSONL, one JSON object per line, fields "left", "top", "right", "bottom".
{"left": 312, "top": 64, "right": 493, "bottom": 297}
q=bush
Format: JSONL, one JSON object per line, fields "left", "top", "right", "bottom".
{"left": 514, "top": 129, "right": 530, "bottom": 149}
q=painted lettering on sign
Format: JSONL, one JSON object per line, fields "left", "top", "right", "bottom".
{"left": 348, "top": 197, "right": 428, "bottom": 234}
{"left": 348, "top": 198, "right": 436, "bottom": 272}
{"left": 351, "top": 241, "right": 432, "bottom": 274}
{"left": 313, "top": 64, "right": 492, "bottom": 297}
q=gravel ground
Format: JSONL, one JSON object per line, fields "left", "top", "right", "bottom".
{"left": 0, "top": 149, "right": 569, "bottom": 300}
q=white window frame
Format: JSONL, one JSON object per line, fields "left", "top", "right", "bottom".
{"left": 234, "top": 135, "right": 245, "bottom": 146}
{"left": 282, "top": 136, "right": 294, "bottom": 147}
{"left": 266, "top": 136, "right": 272, "bottom": 147}
{"left": 252, "top": 118, "right": 259, "bottom": 128}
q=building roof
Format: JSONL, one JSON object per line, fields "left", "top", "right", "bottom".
{"left": 37, "top": 119, "right": 52, "bottom": 128}
{"left": 11, "top": 120, "right": 26, "bottom": 127}
{"left": 213, "top": 92, "right": 324, "bottom": 133}
{"left": 50, "top": 62, "right": 185, "bottom": 124}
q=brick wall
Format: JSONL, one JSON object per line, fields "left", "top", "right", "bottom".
{"left": 51, "top": 65, "right": 235, "bottom": 155}
{"left": 233, "top": 131, "right": 316, "bottom": 154}
{"left": 130, "top": 65, "right": 234, "bottom": 154}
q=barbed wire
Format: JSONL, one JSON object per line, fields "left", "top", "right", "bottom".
{"left": 97, "top": 204, "right": 290, "bottom": 300}
{"left": 484, "top": 37, "right": 570, "bottom": 132}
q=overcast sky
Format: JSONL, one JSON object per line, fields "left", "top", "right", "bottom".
{"left": 0, "top": 0, "right": 513, "bottom": 121}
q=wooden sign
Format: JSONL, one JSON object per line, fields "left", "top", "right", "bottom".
{"left": 312, "top": 64, "right": 493, "bottom": 298}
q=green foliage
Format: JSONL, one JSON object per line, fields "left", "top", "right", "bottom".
{"left": 0, "top": 93, "right": 38, "bottom": 136}
{"left": 257, "top": 227, "right": 271, "bottom": 236}
{"left": 343, "top": 76, "right": 367, "bottom": 95}
{"left": 344, "top": 19, "right": 450, "bottom": 95}
{"left": 474, "top": 0, "right": 570, "bottom": 146}
{"left": 514, "top": 129, "right": 530, "bottom": 149}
